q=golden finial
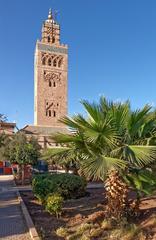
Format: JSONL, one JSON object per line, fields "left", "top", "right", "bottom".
{"left": 48, "top": 8, "right": 52, "bottom": 20}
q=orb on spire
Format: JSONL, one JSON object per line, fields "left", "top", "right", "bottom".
{"left": 48, "top": 8, "right": 52, "bottom": 20}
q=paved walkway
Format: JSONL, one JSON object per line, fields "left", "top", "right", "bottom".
{"left": 0, "top": 175, "right": 31, "bottom": 240}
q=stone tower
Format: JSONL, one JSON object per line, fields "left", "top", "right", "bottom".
{"left": 34, "top": 9, "right": 68, "bottom": 127}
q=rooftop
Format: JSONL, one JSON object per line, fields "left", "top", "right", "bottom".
{"left": 20, "top": 125, "right": 69, "bottom": 136}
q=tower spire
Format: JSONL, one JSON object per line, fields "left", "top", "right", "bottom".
{"left": 48, "top": 8, "right": 52, "bottom": 20}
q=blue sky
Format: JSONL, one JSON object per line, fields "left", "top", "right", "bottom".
{"left": 1, "top": 0, "right": 156, "bottom": 128}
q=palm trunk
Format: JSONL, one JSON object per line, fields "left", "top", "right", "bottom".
{"left": 129, "top": 192, "right": 140, "bottom": 216}
{"left": 105, "top": 169, "right": 128, "bottom": 220}
{"left": 65, "top": 167, "right": 69, "bottom": 173}
{"left": 17, "top": 165, "right": 20, "bottom": 180}
{"left": 72, "top": 167, "right": 78, "bottom": 175}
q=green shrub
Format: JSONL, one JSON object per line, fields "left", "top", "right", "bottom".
{"left": 90, "top": 228, "right": 103, "bottom": 237}
{"left": 56, "top": 227, "right": 69, "bottom": 237}
{"left": 81, "top": 236, "right": 90, "bottom": 240}
{"left": 45, "top": 193, "right": 63, "bottom": 218}
{"left": 66, "top": 233, "right": 82, "bottom": 240}
{"left": 32, "top": 176, "right": 52, "bottom": 203}
{"left": 32, "top": 173, "right": 87, "bottom": 202}
{"left": 77, "top": 223, "right": 93, "bottom": 234}
{"left": 101, "top": 219, "right": 112, "bottom": 230}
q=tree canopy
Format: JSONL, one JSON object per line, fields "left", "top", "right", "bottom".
{"left": 5, "top": 133, "right": 41, "bottom": 166}
{"left": 47, "top": 97, "right": 156, "bottom": 218}
{"left": 0, "top": 114, "right": 7, "bottom": 122}
{"left": 48, "top": 97, "right": 156, "bottom": 180}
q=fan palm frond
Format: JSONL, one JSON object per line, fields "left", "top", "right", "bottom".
{"left": 128, "top": 145, "right": 156, "bottom": 167}
{"left": 81, "top": 154, "right": 126, "bottom": 181}
{"left": 80, "top": 99, "right": 103, "bottom": 123}
{"left": 128, "top": 104, "right": 152, "bottom": 140}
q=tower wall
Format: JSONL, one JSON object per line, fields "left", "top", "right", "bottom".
{"left": 34, "top": 11, "right": 68, "bottom": 127}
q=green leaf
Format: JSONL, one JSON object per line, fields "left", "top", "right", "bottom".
{"left": 81, "top": 155, "right": 126, "bottom": 181}
{"left": 128, "top": 145, "right": 156, "bottom": 167}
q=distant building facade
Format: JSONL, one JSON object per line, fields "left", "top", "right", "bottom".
{"left": 21, "top": 9, "right": 68, "bottom": 147}
{"left": 0, "top": 122, "right": 16, "bottom": 135}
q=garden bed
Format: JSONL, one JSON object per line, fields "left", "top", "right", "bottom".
{"left": 20, "top": 189, "right": 156, "bottom": 240}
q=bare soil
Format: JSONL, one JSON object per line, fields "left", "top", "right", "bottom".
{"left": 20, "top": 189, "right": 156, "bottom": 240}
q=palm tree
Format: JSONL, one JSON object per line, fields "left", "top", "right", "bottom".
{"left": 43, "top": 146, "right": 80, "bottom": 174}
{"left": 49, "top": 97, "right": 156, "bottom": 219}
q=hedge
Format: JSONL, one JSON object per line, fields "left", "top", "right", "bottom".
{"left": 32, "top": 173, "right": 87, "bottom": 203}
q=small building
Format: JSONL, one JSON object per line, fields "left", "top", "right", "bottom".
{"left": 0, "top": 122, "right": 16, "bottom": 135}
{"left": 20, "top": 125, "right": 69, "bottom": 148}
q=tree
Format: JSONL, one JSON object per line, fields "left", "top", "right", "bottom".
{"left": 5, "top": 133, "right": 41, "bottom": 184}
{"left": 0, "top": 133, "right": 10, "bottom": 161}
{"left": 50, "top": 97, "right": 156, "bottom": 219}
{"left": 0, "top": 113, "right": 9, "bottom": 159}
{"left": 0, "top": 114, "right": 7, "bottom": 122}
{"left": 0, "top": 113, "right": 8, "bottom": 159}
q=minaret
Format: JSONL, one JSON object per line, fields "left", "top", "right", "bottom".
{"left": 34, "top": 9, "right": 68, "bottom": 127}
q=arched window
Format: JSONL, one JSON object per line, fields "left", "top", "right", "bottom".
{"left": 49, "top": 110, "right": 51, "bottom": 117}
{"left": 46, "top": 111, "right": 48, "bottom": 116}
{"left": 53, "top": 81, "right": 56, "bottom": 87}
{"left": 47, "top": 36, "right": 50, "bottom": 42}
{"left": 53, "top": 111, "right": 56, "bottom": 117}
{"left": 52, "top": 37, "right": 55, "bottom": 43}
{"left": 48, "top": 58, "right": 52, "bottom": 66}
{"left": 42, "top": 58, "right": 46, "bottom": 65}
{"left": 49, "top": 81, "right": 52, "bottom": 87}
{"left": 58, "top": 58, "right": 63, "bottom": 68}
{"left": 53, "top": 59, "right": 57, "bottom": 67}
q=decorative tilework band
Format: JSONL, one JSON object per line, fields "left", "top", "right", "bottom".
{"left": 37, "top": 42, "right": 67, "bottom": 54}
